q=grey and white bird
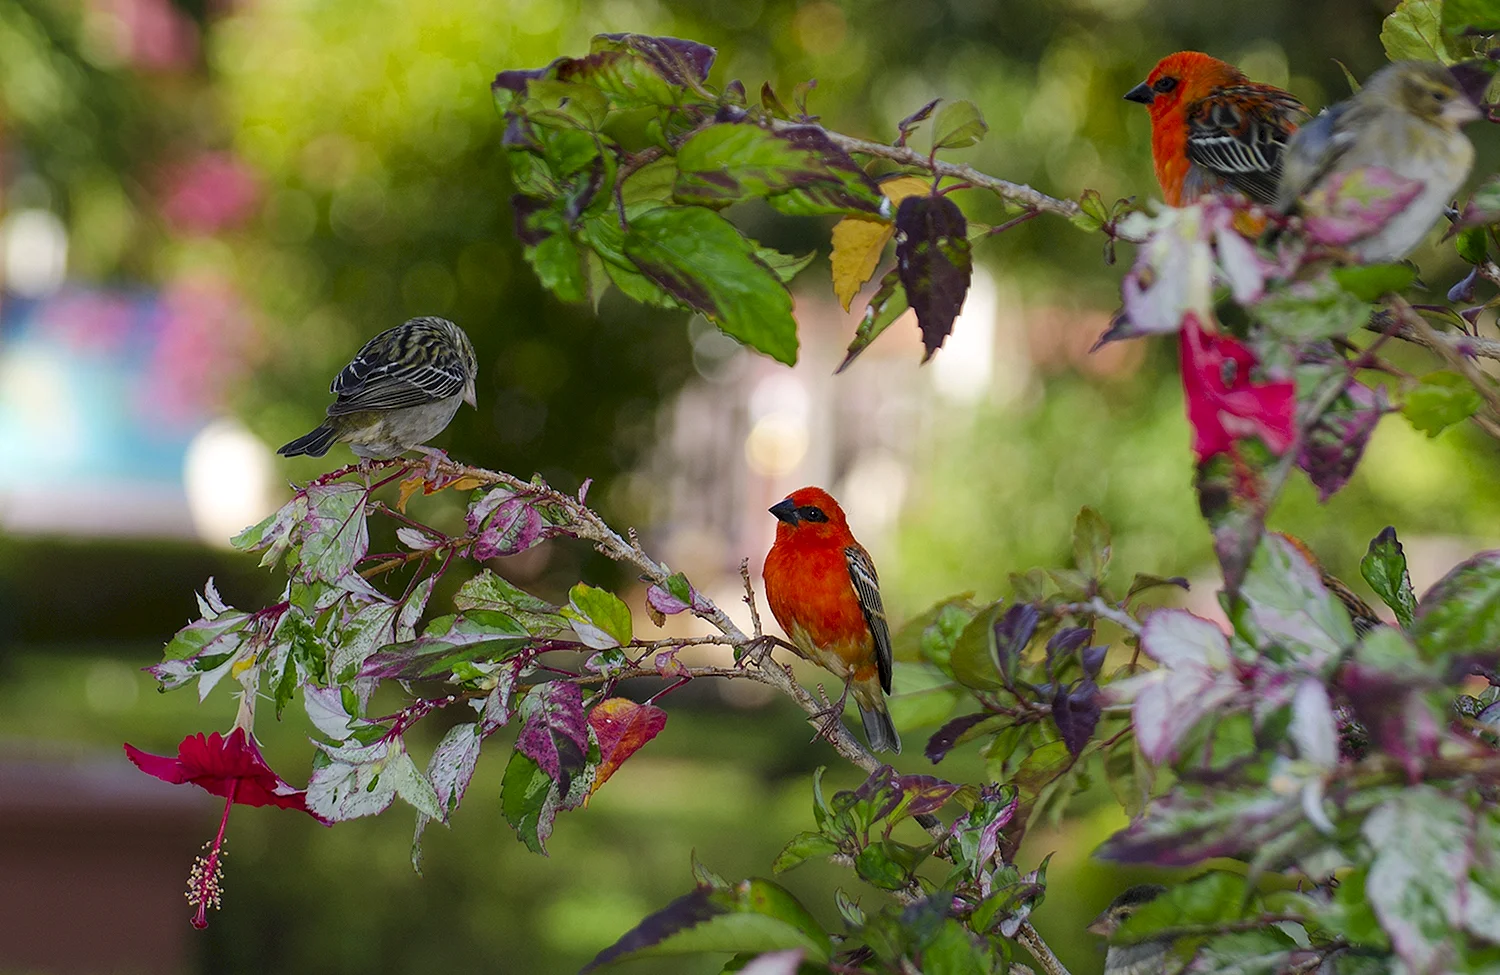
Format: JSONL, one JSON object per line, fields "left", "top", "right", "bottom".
{"left": 1088, "top": 884, "right": 1171, "bottom": 975}
{"left": 278, "top": 316, "right": 478, "bottom": 460}
{"left": 1277, "top": 60, "right": 1479, "bottom": 263}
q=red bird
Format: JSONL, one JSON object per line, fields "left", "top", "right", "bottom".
{"left": 762, "top": 487, "right": 900, "bottom": 753}
{"left": 1125, "top": 51, "right": 1308, "bottom": 206}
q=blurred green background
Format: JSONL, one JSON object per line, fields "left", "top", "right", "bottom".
{"left": 3, "top": 0, "right": 1500, "bottom": 972}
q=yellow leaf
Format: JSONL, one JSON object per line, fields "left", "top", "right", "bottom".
{"left": 396, "top": 475, "right": 426, "bottom": 514}
{"left": 448, "top": 475, "right": 484, "bottom": 492}
{"left": 829, "top": 176, "right": 932, "bottom": 311}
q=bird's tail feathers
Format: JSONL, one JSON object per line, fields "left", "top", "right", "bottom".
{"left": 859, "top": 704, "right": 901, "bottom": 754}
{"left": 278, "top": 423, "right": 339, "bottom": 458}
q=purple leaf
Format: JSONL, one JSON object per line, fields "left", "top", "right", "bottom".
{"left": 1298, "top": 379, "right": 1387, "bottom": 501}
{"left": 1300, "top": 167, "right": 1425, "bottom": 247}
{"left": 646, "top": 572, "right": 697, "bottom": 616}
{"left": 892, "top": 774, "right": 961, "bottom": 817}
{"left": 992, "top": 603, "right": 1039, "bottom": 683}
{"left": 515, "top": 681, "right": 589, "bottom": 793}
{"left": 926, "top": 712, "right": 1000, "bottom": 764}
{"left": 1052, "top": 680, "right": 1101, "bottom": 758}
{"left": 582, "top": 889, "right": 723, "bottom": 972}
{"left": 1081, "top": 645, "right": 1108, "bottom": 679}
{"left": 1096, "top": 785, "right": 1302, "bottom": 867}
{"left": 894, "top": 193, "right": 972, "bottom": 360}
{"left": 467, "top": 489, "right": 548, "bottom": 560}
{"left": 1046, "top": 627, "right": 1090, "bottom": 658}
{"left": 592, "top": 33, "right": 717, "bottom": 86}
{"left": 1449, "top": 267, "right": 1479, "bottom": 303}
{"left": 492, "top": 61, "right": 563, "bottom": 96}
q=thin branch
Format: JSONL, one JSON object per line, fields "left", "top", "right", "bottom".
{"left": 769, "top": 119, "right": 1080, "bottom": 219}
{"left": 1054, "top": 598, "right": 1143, "bottom": 637}
{"left": 1371, "top": 308, "right": 1500, "bottom": 362}
{"left": 1017, "top": 922, "right": 1072, "bottom": 975}
{"left": 740, "top": 557, "right": 764, "bottom": 639}
{"left": 1390, "top": 295, "right": 1500, "bottom": 422}
{"left": 428, "top": 459, "right": 892, "bottom": 777}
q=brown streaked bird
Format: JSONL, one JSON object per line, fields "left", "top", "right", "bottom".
{"left": 278, "top": 316, "right": 478, "bottom": 460}
{"left": 762, "top": 486, "right": 900, "bottom": 753}
{"left": 1089, "top": 884, "right": 1171, "bottom": 975}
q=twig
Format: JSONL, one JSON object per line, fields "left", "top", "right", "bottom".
{"left": 740, "top": 557, "right": 764, "bottom": 639}
{"left": 1054, "top": 598, "right": 1143, "bottom": 637}
{"left": 1390, "top": 295, "right": 1500, "bottom": 422}
{"left": 1017, "top": 922, "right": 1072, "bottom": 975}
{"left": 1371, "top": 308, "right": 1500, "bottom": 362}
{"left": 769, "top": 119, "right": 1080, "bottom": 219}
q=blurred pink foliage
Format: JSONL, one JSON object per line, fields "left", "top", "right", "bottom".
{"left": 140, "top": 274, "right": 256, "bottom": 425}
{"left": 159, "top": 152, "right": 260, "bottom": 234}
{"left": 92, "top": 0, "right": 199, "bottom": 71}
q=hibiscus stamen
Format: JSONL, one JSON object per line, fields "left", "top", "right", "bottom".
{"left": 187, "top": 779, "right": 237, "bottom": 929}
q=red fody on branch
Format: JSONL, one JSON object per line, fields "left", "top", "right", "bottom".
{"left": 1178, "top": 314, "right": 1296, "bottom": 462}
{"left": 124, "top": 729, "right": 329, "bottom": 929}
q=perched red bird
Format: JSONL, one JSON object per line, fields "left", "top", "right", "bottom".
{"left": 762, "top": 487, "right": 900, "bottom": 753}
{"left": 1125, "top": 51, "right": 1308, "bottom": 206}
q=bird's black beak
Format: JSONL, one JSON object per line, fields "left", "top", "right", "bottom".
{"left": 1123, "top": 82, "right": 1154, "bottom": 105}
{"left": 769, "top": 499, "right": 799, "bottom": 525}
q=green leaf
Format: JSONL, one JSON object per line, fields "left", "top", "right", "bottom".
{"left": 501, "top": 749, "right": 556, "bottom": 854}
{"left": 854, "top": 841, "right": 922, "bottom": 890}
{"left": 623, "top": 205, "right": 798, "bottom": 364}
{"left": 929, "top": 99, "right": 988, "bottom": 151}
{"left": 1457, "top": 226, "right": 1489, "bottom": 265}
{"left": 673, "top": 123, "right": 883, "bottom": 215}
{"left": 836, "top": 267, "right": 908, "bottom": 373}
{"left": 526, "top": 229, "right": 589, "bottom": 304}
{"left": 562, "top": 582, "right": 633, "bottom": 649}
{"left": 584, "top": 879, "right": 832, "bottom": 970}
{"left": 948, "top": 602, "right": 1005, "bottom": 691}
{"left": 754, "top": 247, "right": 817, "bottom": 285}
{"left": 917, "top": 919, "right": 997, "bottom": 975}
{"left": 1382, "top": 0, "right": 1461, "bottom": 62}
{"left": 1071, "top": 188, "right": 1109, "bottom": 233}
{"left": 1332, "top": 262, "right": 1417, "bottom": 301}
{"left": 1443, "top": 0, "right": 1500, "bottom": 43}
{"left": 1072, "top": 506, "right": 1111, "bottom": 579}
{"left": 1317, "top": 868, "right": 1390, "bottom": 947}
{"left": 1361, "top": 526, "right": 1417, "bottom": 628}
{"left": 892, "top": 594, "right": 976, "bottom": 674}
{"left": 1191, "top": 931, "right": 1298, "bottom": 973}
{"left": 772, "top": 832, "right": 840, "bottom": 873}
{"left": 454, "top": 569, "right": 570, "bottom": 636}
{"left": 1116, "top": 871, "right": 1254, "bottom": 942}
{"left": 620, "top": 157, "right": 678, "bottom": 205}
{"left": 1404, "top": 370, "right": 1482, "bottom": 437}
{"left": 1411, "top": 551, "right": 1500, "bottom": 662}
{"left": 582, "top": 205, "right": 688, "bottom": 311}
{"left": 1254, "top": 274, "right": 1372, "bottom": 340}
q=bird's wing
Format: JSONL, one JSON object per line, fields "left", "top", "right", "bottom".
{"left": 1186, "top": 85, "right": 1309, "bottom": 205}
{"left": 326, "top": 325, "right": 468, "bottom": 415}
{"left": 844, "top": 544, "right": 893, "bottom": 694}
{"left": 1275, "top": 103, "right": 1355, "bottom": 212}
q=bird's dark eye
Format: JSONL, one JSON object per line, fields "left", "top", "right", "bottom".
{"left": 798, "top": 506, "right": 829, "bottom": 523}
{"left": 1152, "top": 76, "right": 1178, "bottom": 94}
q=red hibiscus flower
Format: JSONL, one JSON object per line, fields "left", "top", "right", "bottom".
{"left": 1178, "top": 314, "right": 1296, "bottom": 461}
{"left": 125, "top": 729, "right": 328, "bottom": 929}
